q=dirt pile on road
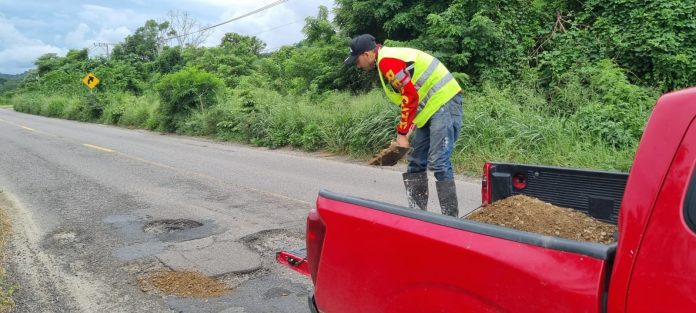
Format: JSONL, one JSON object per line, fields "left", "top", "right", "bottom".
{"left": 466, "top": 195, "right": 616, "bottom": 244}
{"left": 138, "top": 271, "right": 229, "bottom": 298}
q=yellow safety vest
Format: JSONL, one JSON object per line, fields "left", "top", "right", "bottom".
{"left": 377, "top": 47, "right": 461, "bottom": 127}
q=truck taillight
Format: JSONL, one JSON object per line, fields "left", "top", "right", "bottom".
{"left": 482, "top": 162, "right": 492, "bottom": 206}
{"left": 306, "top": 208, "right": 326, "bottom": 285}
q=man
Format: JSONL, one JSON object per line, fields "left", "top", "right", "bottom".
{"left": 344, "top": 34, "right": 463, "bottom": 217}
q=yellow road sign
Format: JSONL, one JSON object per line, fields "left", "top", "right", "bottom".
{"left": 82, "top": 72, "right": 100, "bottom": 89}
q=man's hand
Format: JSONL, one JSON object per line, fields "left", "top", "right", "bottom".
{"left": 396, "top": 134, "right": 410, "bottom": 147}
{"left": 396, "top": 125, "right": 415, "bottom": 147}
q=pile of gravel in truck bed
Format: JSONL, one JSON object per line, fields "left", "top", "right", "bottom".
{"left": 466, "top": 195, "right": 617, "bottom": 244}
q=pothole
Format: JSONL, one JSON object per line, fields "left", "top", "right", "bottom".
{"left": 143, "top": 219, "right": 203, "bottom": 234}
{"left": 138, "top": 270, "right": 229, "bottom": 297}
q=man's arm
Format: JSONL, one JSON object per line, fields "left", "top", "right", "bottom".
{"left": 378, "top": 57, "right": 419, "bottom": 146}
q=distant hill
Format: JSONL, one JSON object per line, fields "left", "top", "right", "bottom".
{"left": 0, "top": 72, "right": 25, "bottom": 80}
{"left": 0, "top": 72, "right": 26, "bottom": 94}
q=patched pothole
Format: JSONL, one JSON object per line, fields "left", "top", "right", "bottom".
{"left": 52, "top": 231, "right": 77, "bottom": 243}
{"left": 43, "top": 229, "right": 87, "bottom": 250}
{"left": 138, "top": 270, "right": 229, "bottom": 298}
{"left": 240, "top": 228, "right": 305, "bottom": 255}
{"left": 143, "top": 219, "right": 203, "bottom": 234}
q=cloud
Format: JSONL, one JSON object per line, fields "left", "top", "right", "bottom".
{"left": 0, "top": 17, "right": 36, "bottom": 48}
{"left": 79, "top": 4, "right": 149, "bottom": 28}
{"left": 65, "top": 23, "right": 91, "bottom": 47}
{"left": 0, "top": 17, "right": 65, "bottom": 73}
{"left": 0, "top": 44, "right": 65, "bottom": 74}
{"left": 96, "top": 26, "right": 131, "bottom": 44}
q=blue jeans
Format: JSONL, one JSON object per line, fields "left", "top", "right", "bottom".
{"left": 407, "top": 94, "right": 463, "bottom": 181}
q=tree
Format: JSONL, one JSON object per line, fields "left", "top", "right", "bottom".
{"left": 34, "top": 53, "right": 61, "bottom": 76}
{"left": 153, "top": 46, "right": 184, "bottom": 74}
{"left": 278, "top": 6, "right": 376, "bottom": 94}
{"left": 97, "top": 60, "right": 145, "bottom": 94}
{"left": 333, "top": 0, "right": 450, "bottom": 41}
{"left": 303, "top": 6, "right": 336, "bottom": 44}
{"left": 66, "top": 49, "right": 89, "bottom": 63}
{"left": 164, "top": 10, "right": 211, "bottom": 48}
{"left": 220, "top": 33, "right": 266, "bottom": 56}
{"left": 112, "top": 19, "right": 170, "bottom": 62}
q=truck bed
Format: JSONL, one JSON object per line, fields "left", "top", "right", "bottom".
{"left": 484, "top": 162, "right": 628, "bottom": 224}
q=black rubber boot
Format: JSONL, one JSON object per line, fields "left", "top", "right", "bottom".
{"left": 436, "top": 180, "right": 459, "bottom": 217}
{"left": 402, "top": 172, "right": 428, "bottom": 211}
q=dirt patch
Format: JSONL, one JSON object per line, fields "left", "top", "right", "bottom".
{"left": 138, "top": 270, "right": 229, "bottom": 298}
{"left": 466, "top": 195, "right": 616, "bottom": 244}
{"left": 0, "top": 191, "right": 16, "bottom": 312}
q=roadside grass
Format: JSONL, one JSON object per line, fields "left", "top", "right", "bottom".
{"left": 0, "top": 191, "right": 15, "bottom": 313}
{"left": 10, "top": 81, "right": 651, "bottom": 176}
{"left": 0, "top": 95, "right": 10, "bottom": 107}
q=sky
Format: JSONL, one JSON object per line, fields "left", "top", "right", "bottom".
{"left": 0, "top": 0, "right": 335, "bottom": 74}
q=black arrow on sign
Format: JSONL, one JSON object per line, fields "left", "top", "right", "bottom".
{"left": 87, "top": 76, "right": 94, "bottom": 84}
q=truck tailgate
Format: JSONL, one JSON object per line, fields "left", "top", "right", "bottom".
{"left": 313, "top": 191, "right": 613, "bottom": 313}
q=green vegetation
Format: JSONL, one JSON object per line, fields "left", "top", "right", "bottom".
{"left": 0, "top": 73, "right": 25, "bottom": 106}
{"left": 4, "top": 0, "right": 694, "bottom": 174}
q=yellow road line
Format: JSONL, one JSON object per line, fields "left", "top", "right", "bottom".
{"left": 4, "top": 115, "right": 307, "bottom": 205}
{"left": 14, "top": 123, "right": 51, "bottom": 136}
{"left": 83, "top": 143, "right": 114, "bottom": 153}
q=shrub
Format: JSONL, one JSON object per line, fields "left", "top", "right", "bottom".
{"left": 155, "top": 67, "right": 225, "bottom": 131}
{"left": 41, "top": 97, "right": 67, "bottom": 117}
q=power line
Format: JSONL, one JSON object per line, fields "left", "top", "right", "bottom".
{"left": 164, "top": 0, "right": 289, "bottom": 42}
{"left": 252, "top": 19, "right": 303, "bottom": 37}
{"left": 254, "top": 15, "right": 322, "bottom": 51}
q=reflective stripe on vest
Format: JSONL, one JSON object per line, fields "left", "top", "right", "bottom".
{"left": 414, "top": 59, "right": 440, "bottom": 89}
{"left": 377, "top": 47, "right": 461, "bottom": 127}
{"left": 418, "top": 73, "right": 455, "bottom": 111}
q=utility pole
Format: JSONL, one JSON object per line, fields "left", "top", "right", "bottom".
{"left": 93, "top": 42, "right": 111, "bottom": 59}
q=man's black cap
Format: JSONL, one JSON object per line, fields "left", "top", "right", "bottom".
{"left": 344, "top": 34, "right": 376, "bottom": 65}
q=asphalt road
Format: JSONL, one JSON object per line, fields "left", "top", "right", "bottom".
{"left": 0, "top": 108, "right": 480, "bottom": 313}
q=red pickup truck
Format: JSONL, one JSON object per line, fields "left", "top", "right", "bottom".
{"left": 278, "top": 87, "right": 696, "bottom": 313}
